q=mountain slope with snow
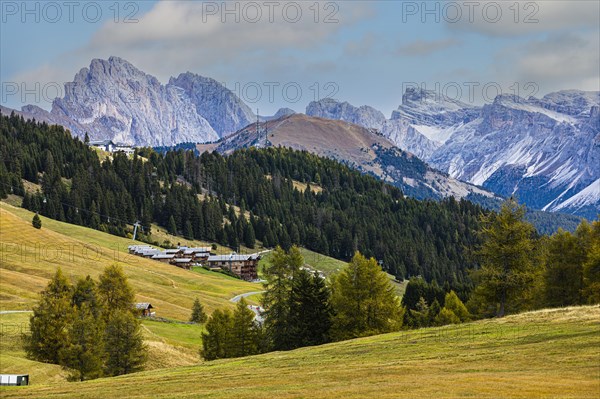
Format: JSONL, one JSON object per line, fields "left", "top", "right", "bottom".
{"left": 308, "top": 90, "right": 599, "bottom": 219}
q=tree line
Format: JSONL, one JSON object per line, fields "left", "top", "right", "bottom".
{"left": 401, "top": 199, "right": 599, "bottom": 326}
{"left": 24, "top": 265, "right": 147, "bottom": 381}
{"left": 469, "top": 199, "right": 599, "bottom": 317}
{"left": 1, "top": 112, "right": 484, "bottom": 284}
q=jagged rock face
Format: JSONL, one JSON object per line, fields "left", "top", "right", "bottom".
{"left": 169, "top": 72, "right": 255, "bottom": 137}
{"left": 51, "top": 57, "right": 219, "bottom": 146}
{"left": 306, "top": 98, "right": 386, "bottom": 130}
{"left": 427, "top": 92, "right": 600, "bottom": 219}
{"left": 380, "top": 119, "right": 441, "bottom": 160}
{"left": 390, "top": 88, "right": 480, "bottom": 145}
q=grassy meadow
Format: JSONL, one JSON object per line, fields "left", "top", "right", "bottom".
{"left": 0, "top": 202, "right": 259, "bottom": 318}
{"left": 1, "top": 306, "right": 598, "bottom": 398}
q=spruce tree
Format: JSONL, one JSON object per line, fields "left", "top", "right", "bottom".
{"left": 582, "top": 220, "right": 600, "bottom": 304}
{"left": 202, "top": 309, "right": 234, "bottom": 360}
{"left": 32, "top": 212, "right": 42, "bottom": 229}
{"left": 262, "top": 246, "right": 302, "bottom": 350}
{"left": 190, "top": 298, "right": 207, "bottom": 324}
{"left": 544, "top": 229, "right": 585, "bottom": 307}
{"left": 244, "top": 222, "right": 256, "bottom": 249}
{"left": 184, "top": 220, "right": 194, "bottom": 240}
{"left": 427, "top": 299, "right": 441, "bottom": 326}
{"left": 231, "top": 299, "right": 258, "bottom": 357}
{"left": 289, "top": 269, "right": 332, "bottom": 348}
{"left": 168, "top": 215, "right": 178, "bottom": 236}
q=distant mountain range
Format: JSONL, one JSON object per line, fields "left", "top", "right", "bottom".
{"left": 2, "top": 57, "right": 598, "bottom": 219}
{"left": 307, "top": 89, "right": 600, "bottom": 220}
{"left": 1, "top": 57, "right": 288, "bottom": 146}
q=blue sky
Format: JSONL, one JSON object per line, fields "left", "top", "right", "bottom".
{"left": 1, "top": 1, "right": 598, "bottom": 116}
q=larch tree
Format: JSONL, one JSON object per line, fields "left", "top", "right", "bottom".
{"left": 330, "top": 252, "right": 404, "bottom": 341}
{"left": 98, "top": 264, "right": 135, "bottom": 316}
{"left": 97, "top": 264, "right": 146, "bottom": 375}
{"left": 59, "top": 303, "right": 105, "bottom": 381}
{"left": 103, "top": 310, "right": 146, "bottom": 376}
{"left": 24, "top": 268, "right": 74, "bottom": 364}
{"left": 443, "top": 290, "right": 471, "bottom": 322}
{"left": 471, "top": 199, "right": 537, "bottom": 317}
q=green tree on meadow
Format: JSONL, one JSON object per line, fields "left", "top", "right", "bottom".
{"left": 470, "top": 199, "right": 537, "bottom": 317}
{"left": 330, "top": 252, "right": 404, "bottom": 340}
{"left": 59, "top": 303, "right": 105, "bottom": 381}
{"left": 24, "top": 268, "right": 74, "bottom": 363}
{"left": 288, "top": 269, "right": 332, "bottom": 348}
{"left": 72, "top": 276, "right": 101, "bottom": 317}
{"left": 98, "top": 264, "right": 135, "bottom": 316}
{"left": 32, "top": 212, "right": 42, "bottom": 229}
{"left": 582, "top": 220, "right": 600, "bottom": 304}
{"left": 202, "top": 309, "right": 234, "bottom": 360}
{"left": 408, "top": 297, "right": 429, "bottom": 328}
{"left": 97, "top": 265, "right": 146, "bottom": 375}
{"left": 435, "top": 307, "right": 461, "bottom": 325}
{"left": 230, "top": 298, "right": 259, "bottom": 357}
{"left": 190, "top": 298, "right": 207, "bottom": 324}
{"left": 104, "top": 310, "right": 147, "bottom": 376}
{"left": 427, "top": 299, "right": 441, "bottom": 326}
{"left": 544, "top": 229, "right": 586, "bottom": 307}
{"left": 262, "top": 246, "right": 302, "bottom": 350}
{"left": 443, "top": 291, "right": 471, "bottom": 322}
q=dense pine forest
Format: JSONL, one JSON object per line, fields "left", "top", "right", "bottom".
{"left": 0, "top": 112, "right": 485, "bottom": 284}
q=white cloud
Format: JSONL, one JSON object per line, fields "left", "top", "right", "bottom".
{"left": 5, "top": 1, "right": 373, "bottom": 111}
{"left": 81, "top": 1, "right": 368, "bottom": 80}
{"left": 447, "top": 1, "right": 599, "bottom": 37}
{"left": 494, "top": 32, "right": 600, "bottom": 94}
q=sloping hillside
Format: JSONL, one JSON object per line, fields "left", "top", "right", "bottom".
{"left": 2, "top": 306, "right": 598, "bottom": 398}
{"left": 197, "top": 113, "right": 499, "bottom": 202}
{"left": 0, "top": 202, "right": 257, "bottom": 319}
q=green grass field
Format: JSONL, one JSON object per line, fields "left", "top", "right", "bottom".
{"left": 0, "top": 312, "right": 66, "bottom": 385}
{"left": 0, "top": 202, "right": 259, "bottom": 319}
{"left": 1, "top": 306, "right": 598, "bottom": 398}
